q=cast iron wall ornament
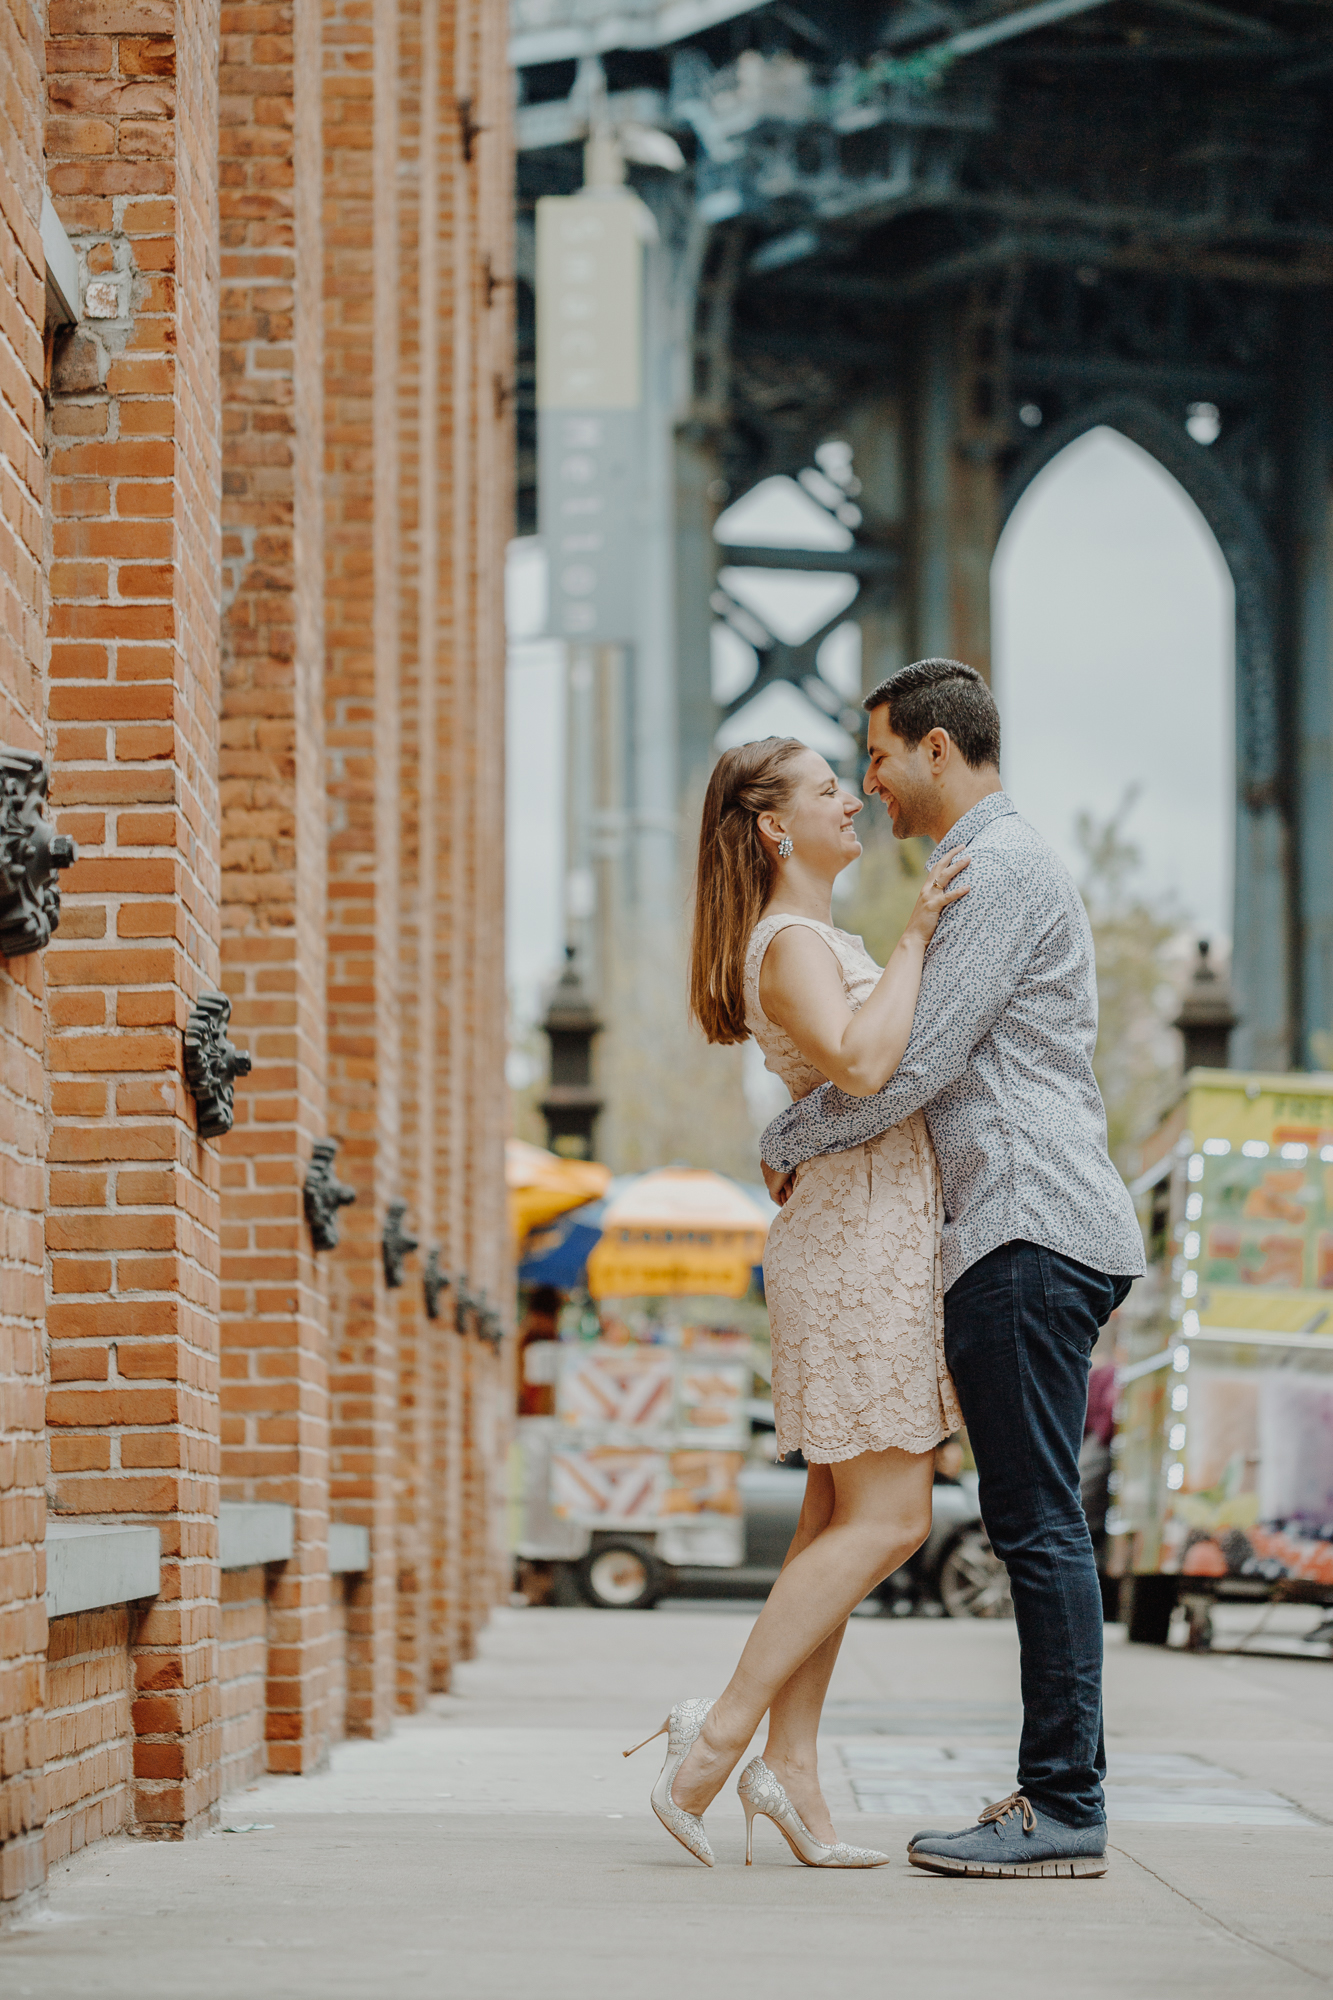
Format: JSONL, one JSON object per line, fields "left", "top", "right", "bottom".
{"left": 477, "top": 1302, "right": 504, "bottom": 1352}
{"left": 183, "top": 992, "right": 252, "bottom": 1138}
{"left": 304, "top": 1140, "right": 357, "bottom": 1251}
{"left": 453, "top": 1273, "right": 474, "bottom": 1334}
{"left": 0, "top": 750, "right": 77, "bottom": 957}
{"left": 423, "top": 1248, "right": 447, "bottom": 1320}
{"left": 382, "top": 1201, "right": 419, "bottom": 1289}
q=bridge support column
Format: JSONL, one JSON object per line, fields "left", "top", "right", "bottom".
{"left": 905, "top": 305, "right": 999, "bottom": 680}
{"left": 1287, "top": 297, "right": 1333, "bottom": 1069}
{"left": 841, "top": 394, "right": 910, "bottom": 695}
{"left": 1233, "top": 800, "right": 1294, "bottom": 1074}
{"left": 674, "top": 427, "right": 721, "bottom": 811}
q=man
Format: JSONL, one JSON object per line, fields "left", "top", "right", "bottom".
{"left": 761, "top": 657, "right": 1144, "bottom": 1879}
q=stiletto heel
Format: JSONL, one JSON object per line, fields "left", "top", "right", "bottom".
{"left": 743, "top": 1797, "right": 757, "bottom": 1865}
{"left": 623, "top": 1721, "right": 668, "bottom": 1759}
{"left": 626, "top": 1698, "right": 716, "bottom": 1867}
{"left": 736, "top": 1758, "right": 889, "bottom": 1869}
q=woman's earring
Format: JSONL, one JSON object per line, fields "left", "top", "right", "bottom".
{"left": 777, "top": 835, "right": 793, "bottom": 860}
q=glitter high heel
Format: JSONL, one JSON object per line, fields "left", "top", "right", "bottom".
{"left": 737, "top": 1757, "right": 889, "bottom": 1869}
{"left": 624, "top": 1698, "right": 716, "bottom": 1867}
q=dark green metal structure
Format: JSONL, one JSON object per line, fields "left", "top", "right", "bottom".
{"left": 513, "top": 0, "right": 1333, "bottom": 1070}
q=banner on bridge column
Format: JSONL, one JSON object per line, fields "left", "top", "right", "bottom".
{"left": 536, "top": 194, "right": 642, "bottom": 644}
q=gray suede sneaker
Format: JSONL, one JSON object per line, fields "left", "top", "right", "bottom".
{"left": 908, "top": 1792, "right": 1107, "bottom": 1878}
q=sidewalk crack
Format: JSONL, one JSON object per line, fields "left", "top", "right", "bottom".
{"left": 1109, "top": 1843, "right": 1332, "bottom": 1988}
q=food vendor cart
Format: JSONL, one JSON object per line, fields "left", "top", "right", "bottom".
{"left": 513, "top": 1168, "right": 772, "bottom": 1608}
{"left": 1108, "top": 1069, "right": 1333, "bottom": 1647}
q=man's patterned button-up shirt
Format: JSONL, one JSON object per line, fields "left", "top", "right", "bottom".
{"left": 760, "top": 791, "right": 1146, "bottom": 1294}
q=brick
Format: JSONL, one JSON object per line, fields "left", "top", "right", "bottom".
{"left": 46, "top": 947, "right": 176, "bottom": 986}
{"left": 116, "top": 903, "right": 181, "bottom": 938}
{"left": 48, "top": 1387, "right": 179, "bottom": 1426}
{"left": 47, "top": 36, "right": 115, "bottom": 70}
{"left": 47, "top": 1032, "right": 179, "bottom": 1072}
{"left": 64, "top": 858, "right": 178, "bottom": 895}
{"left": 50, "top": 991, "right": 107, "bottom": 1027}
{"left": 116, "top": 991, "right": 178, "bottom": 1026}
{"left": 49, "top": 1172, "right": 109, "bottom": 1206}
{"left": 48, "top": 1300, "right": 181, "bottom": 1342}
{"left": 45, "top": 1212, "right": 176, "bottom": 1251}
{"left": 47, "top": 1, "right": 174, "bottom": 33}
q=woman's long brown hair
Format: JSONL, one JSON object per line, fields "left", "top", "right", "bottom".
{"left": 689, "top": 737, "right": 806, "bottom": 1045}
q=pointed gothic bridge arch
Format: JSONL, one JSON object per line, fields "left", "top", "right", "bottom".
{"left": 513, "top": 0, "right": 1333, "bottom": 1070}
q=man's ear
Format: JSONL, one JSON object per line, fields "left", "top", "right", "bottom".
{"left": 926, "top": 727, "right": 952, "bottom": 773}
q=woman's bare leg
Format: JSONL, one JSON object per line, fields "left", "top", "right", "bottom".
{"left": 671, "top": 1445, "right": 934, "bottom": 1819}
{"left": 748, "top": 1466, "right": 846, "bottom": 1843}
{"left": 760, "top": 1624, "right": 846, "bottom": 1842}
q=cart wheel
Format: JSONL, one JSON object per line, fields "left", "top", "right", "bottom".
{"left": 1123, "top": 1573, "right": 1177, "bottom": 1645}
{"left": 937, "top": 1528, "right": 1013, "bottom": 1619}
{"left": 577, "top": 1539, "right": 665, "bottom": 1610}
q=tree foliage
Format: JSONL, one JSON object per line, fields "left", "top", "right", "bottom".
{"left": 597, "top": 922, "right": 761, "bottom": 1180}
{"left": 1074, "top": 790, "right": 1184, "bottom": 1171}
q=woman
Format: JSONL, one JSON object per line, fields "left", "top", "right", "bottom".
{"left": 625, "top": 736, "right": 967, "bottom": 1869}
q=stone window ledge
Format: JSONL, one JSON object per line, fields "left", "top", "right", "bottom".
{"left": 218, "top": 1502, "right": 295, "bottom": 1571}
{"left": 45, "top": 1521, "right": 161, "bottom": 1619}
{"left": 329, "top": 1523, "right": 371, "bottom": 1575}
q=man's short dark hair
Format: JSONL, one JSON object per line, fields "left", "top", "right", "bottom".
{"left": 863, "top": 657, "right": 1001, "bottom": 770}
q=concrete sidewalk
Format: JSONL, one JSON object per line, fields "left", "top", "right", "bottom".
{"left": 3, "top": 1603, "right": 1332, "bottom": 1999}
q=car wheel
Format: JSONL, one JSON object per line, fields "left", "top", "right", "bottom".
{"left": 937, "top": 1528, "right": 1013, "bottom": 1619}
{"left": 577, "top": 1539, "right": 664, "bottom": 1610}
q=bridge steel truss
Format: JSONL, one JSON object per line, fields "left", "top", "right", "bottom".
{"left": 513, "top": 0, "right": 1333, "bottom": 1072}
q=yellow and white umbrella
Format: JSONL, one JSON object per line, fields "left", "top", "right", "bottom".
{"left": 506, "top": 1139, "right": 611, "bottom": 1250}
{"left": 586, "top": 1168, "right": 770, "bottom": 1300}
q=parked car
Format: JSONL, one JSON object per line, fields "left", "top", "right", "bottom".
{"left": 562, "top": 1430, "right": 1012, "bottom": 1617}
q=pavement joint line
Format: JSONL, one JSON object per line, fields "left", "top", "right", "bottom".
{"left": 1108, "top": 1842, "right": 1333, "bottom": 1988}
{"left": 837, "top": 1741, "right": 1326, "bottom": 1828}
{"left": 1277, "top": 1795, "right": 1333, "bottom": 1833}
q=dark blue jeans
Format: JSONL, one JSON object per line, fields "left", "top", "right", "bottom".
{"left": 944, "top": 1241, "right": 1131, "bottom": 1828}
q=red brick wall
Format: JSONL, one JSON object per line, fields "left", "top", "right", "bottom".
{"left": 429, "top": 1326, "right": 463, "bottom": 1688}
{"left": 42, "top": 1608, "right": 133, "bottom": 1866}
{"left": 393, "top": 0, "right": 436, "bottom": 1717}
{"left": 217, "top": 1566, "right": 267, "bottom": 1791}
{"left": 327, "top": 1575, "right": 348, "bottom": 1743}
{"left": 473, "top": 0, "right": 514, "bottom": 1617}
{"left": 323, "top": 0, "right": 402, "bottom": 1737}
{"left": 428, "top": 0, "right": 462, "bottom": 1681}
{"left": 44, "top": 0, "right": 224, "bottom": 1836}
{"left": 217, "top": 0, "right": 333, "bottom": 1773}
{"left": 0, "top": 0, "right": 514, "bottom": 1910}
{"left": 0, "top": 0, "right": 52, "bottom": 1904}
{"left": 452, "top": 0, "right": 512, "bottom": 1651}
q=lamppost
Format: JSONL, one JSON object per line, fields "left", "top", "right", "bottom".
{"left": 1174, "top": 939, "right": 1238, "bottom": 1072}
{"left": 540, "top": 948, "right": 604, "bottom": 1159}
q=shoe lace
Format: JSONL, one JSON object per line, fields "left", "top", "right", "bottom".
{"left": 977, "top": 1791, "right": 1036, "bottom": 1834}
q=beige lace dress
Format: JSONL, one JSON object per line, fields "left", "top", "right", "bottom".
{"left": 745, "top": 913, "right": 961, "bottom": 1464}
